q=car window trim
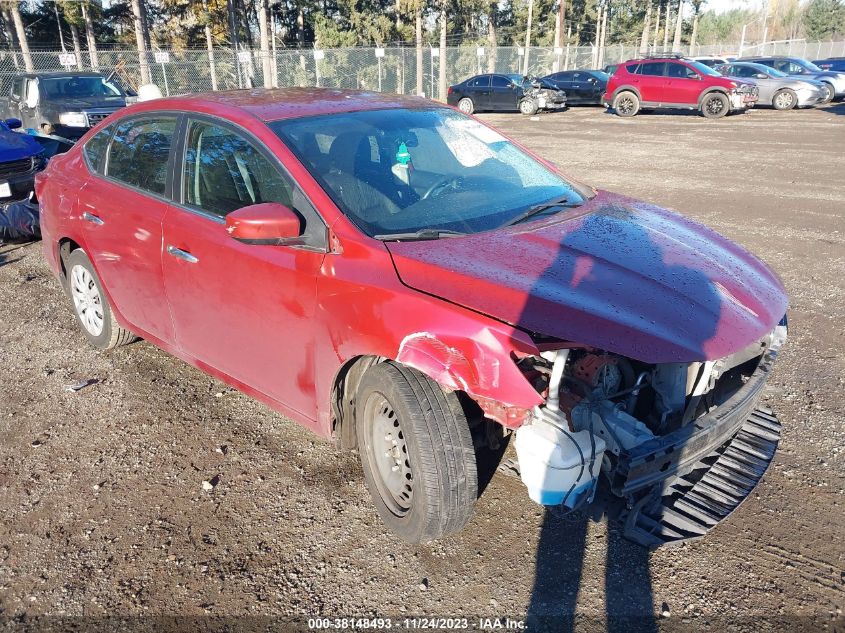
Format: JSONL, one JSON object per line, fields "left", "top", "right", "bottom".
{"left": 82, "top": 123, "right": 116, "bottom": 175}
{"left": 173, "top": 112, "right": 328, "bottom": 251}
{"left": 96, "top": 111, "right": 184, "bottom": 205}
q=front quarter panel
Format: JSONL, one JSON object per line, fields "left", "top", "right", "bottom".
{"left": 314, "top": 234, "right": 543, "bottom": 434}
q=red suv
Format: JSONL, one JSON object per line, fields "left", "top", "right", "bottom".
{"left": 35, "top": 89, "right": 787, "bottom": 546}
{"left": 604, "top": 55, "right": 759, "bottom": 118}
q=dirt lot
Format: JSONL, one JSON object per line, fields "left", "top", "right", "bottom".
{"left": 1, "top": 102, "right": 844, "bottom": 631}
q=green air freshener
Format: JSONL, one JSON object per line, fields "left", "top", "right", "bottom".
{"left": 395, "top": 142, "right": 411, "bottom": 165}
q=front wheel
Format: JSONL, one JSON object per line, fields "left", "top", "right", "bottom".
{"left": 457, "top": 97, "right": 475, "bottom": 114}
{"left": 701, "top": 92, "right": 730, "bottom": 118}
{"left": 772, "top": 89, "right": 797, "bottom": 110}
{"left": 355, "top": 362, "right": 478, "bottom": 543}
{"left": 519, "top": 98, "right": 539, "bottom": 115}
{"left": 819, "top": 82, "right": 834, "bottom": 104}
{"left": 613, "top": 91, "right": 640, "bottom": 117}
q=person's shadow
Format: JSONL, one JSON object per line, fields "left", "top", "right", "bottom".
{"left": 519, "top": 201, "right": 723, "bottom": 631}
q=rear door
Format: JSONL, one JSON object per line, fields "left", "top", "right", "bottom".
{"left": 77, "top": 114, "right": 178, "bottom": 343}
{"left": 634, "top": 61, "right": 668, "bottom": 103}
{"left": 161, "top": 116, "right": 326, "bottom": 419}
{"left": 489, "top": 75, "right": 518, "bottom": 110}
{"left": 465, "top": 75, "right": 491, "bottom": 109}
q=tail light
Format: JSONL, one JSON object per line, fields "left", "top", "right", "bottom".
{"left": 448, "top": 86, "right": 454, "bottom": 94}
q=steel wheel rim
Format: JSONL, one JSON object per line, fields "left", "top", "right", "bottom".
{"left": 706, "top": 96, "right": 725, "bottom": 115}
{"left": 459, "top": 99, "right": 472, "bottom": 113}
{"left": 775, "top": 92, "right": 793, "bottom": 109}
{"left": 822, "top": 84, "right": 833, "bottom": 102}
{"left": 70, "top": 264, "right": 104, "bottom": 337}
{"left": 520, "top": 100, "right": 534, "bottom": 114}
{"left": 363, "top": 392, "right": 413, "bottom": 516}
{"left": 617, "top": 97, "right": 634, "bottom": 114}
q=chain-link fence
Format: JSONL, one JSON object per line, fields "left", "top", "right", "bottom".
{"left": 2, "top": 39, "right": 844, "bottom": 99}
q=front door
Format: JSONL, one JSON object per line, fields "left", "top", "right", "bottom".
{"left": 77, "top": 114, "right": 178, "bottom": 343}
{"left": 664, "top": 62, "right": 703, "bottom": 105}
{"left": 162, "top": 117, "right": 326, "bottom": 420}
{"left": 490, "top": 75, "right": 519, "bottom": 110}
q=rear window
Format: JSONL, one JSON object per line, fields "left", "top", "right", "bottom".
{"left": 83, "top": 125, "right": 113, "bottom": 173}
{"left": 638, "top": 62, "right": 666, "bottom": 76}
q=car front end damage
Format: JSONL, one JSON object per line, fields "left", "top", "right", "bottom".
{"left": 510, "top": 317, "right": 787, "bottom": 547}
{"left": 525, "top": 80, "right": 567, "bottom": 111}
{"left": 729, "top": 82, "right": 759, "bottom": 110}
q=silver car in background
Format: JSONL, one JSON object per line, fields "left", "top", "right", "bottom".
{"left": 717, "top": 62, "right": 825, "bottom": 110}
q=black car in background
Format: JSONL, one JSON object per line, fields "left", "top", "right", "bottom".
{"left": 447, "top": 73, "right": 566, "bottom": 115}
{"left": 813, "top": 57, "right": 845, "bottom": 72}
{"left": 541, "top": 70, "right": 609, "bottom": 105}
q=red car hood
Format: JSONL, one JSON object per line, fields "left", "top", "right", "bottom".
{"left": 386, "top": 191, "right": 787, "bottom": 363}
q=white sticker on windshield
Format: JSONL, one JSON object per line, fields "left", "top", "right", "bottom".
{"left": 447, "top": 118, "right": 508, "bottom": 145}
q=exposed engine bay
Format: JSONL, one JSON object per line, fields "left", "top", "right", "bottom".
{"left": 511, "top": 320, "right": 787, "bottom": 529}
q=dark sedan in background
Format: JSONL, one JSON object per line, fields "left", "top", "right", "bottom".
{"left": 813, "top": 57, "right": 845, "bottom": 72}
{"left": 447, "top": 74, "right": 566, "bottom": 115}
{"left": 541, "top": 70, "right": 609, "bottom": 105}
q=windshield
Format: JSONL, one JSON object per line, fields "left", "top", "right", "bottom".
{"left": 799, "top": 59, "right": 822, "bottom": 72}
{"left": 272, "top": 108, "right": 587, "bottom": 238}
{"left": 688, "top": 61, "right": 722, "bottom": 76}
{"left": 39, "top": 76, "right": 124, "bottom": 99}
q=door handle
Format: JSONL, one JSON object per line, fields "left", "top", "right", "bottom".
{"left": 82, "top": 211, "right": 104, "bottom": 225}
{"left": 166, "top": 245, "right": 199, "bottom": 264}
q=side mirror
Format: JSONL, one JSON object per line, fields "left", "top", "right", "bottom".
{"left": 755, "top": 73, "right": 768, "bottom": 79}
{"left": 4, "top": 117, "right": 22, "bottom": 129}
{"left": 225, "top": 202, "right": 303, "bottom": 245}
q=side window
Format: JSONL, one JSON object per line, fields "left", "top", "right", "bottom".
{"left": 467, "top": 76, "right": 490, "bottom": 88}
{"left": 627, "top": 63, "right": 642, "bottom": 75}
{"left": 10, "top": 77, "right": 23, "bottom": 100}
{"left": 491, "top": 75, "right": 511, "bottom": 87}
{"left": 183, "top": 120, "right": 294, "bottom": 218}
{"left": 786, "top": 62, "right": 804, "bottom": 74}
{"left": 639, "top": 62, "right": 666, "bottom": 76}
{"left": 83, "top": 124, "right": 114, "bottom": 173}
{"left": 106, "top": 116, "right": 176, "bottom": 196}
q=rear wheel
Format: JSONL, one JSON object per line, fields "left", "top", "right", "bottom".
{"left": 701, "top": 92, "right": 729, "bottom": 118}
{"left": 457, "top": 97, "right": 474, "bottom": 114}
{"left": 66, "top": 249, "right": 136, "bottom": 350}
{"left": 355, "top": 361, "right": 477, "bottom": 543}
{"left": 772, "top": 88, "right": 797, "bottom": 110}
{"left": 613, "top": 91, "right": 640, "bottom": 117}
{"left": 519, "top": 98, "right": 539, "bottom": 115}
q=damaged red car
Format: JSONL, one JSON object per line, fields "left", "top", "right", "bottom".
{"left": 35, "top": 89, "right": 788, "bottom": 546}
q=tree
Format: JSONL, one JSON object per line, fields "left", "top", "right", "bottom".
{"left": 803, "top": 0, "right": 845, "bottom": 40}
{"left": 10, "top": 2, "right": 32, "bottom": 72}
{"left": 81, "top": 2, "right": 100, "bottom": 69}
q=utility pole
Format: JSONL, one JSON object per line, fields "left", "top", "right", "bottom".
{"left": 652, "top": 3, "right": 660, "bottom": 51}
{"left": 597, "top": 3, "right": 607, "bottom": 69}
{"left": 672, "top": 0, "right": 683, "bottom": 52}
{"left": 130, "top": 0, "right": 151, "bottom": 85}
{"left": 523, "top": 0, "right": 534, "bottom": 76}
{"left": 662, "top": 2, "right": 670, "bottom": 51}
{"left": 258, "top": 0, "right": 273, "bottom": 88}
{"left": 416, "top": 6, "right": 424, "bottom": 94}
{"left": 438, "top": 1, "right": 447, "bottom": 101}
{"left": 10, "top": 1, "right": 33, "bottom": 71}
{"left": 202, "top": 0, "right": 218, "bottom": 90}
{"left": 553, "top": 0, "right": 566, "bottom": 72}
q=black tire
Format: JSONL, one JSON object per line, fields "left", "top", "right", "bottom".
{"left": 457, "top": 97, "right": 475, "bottom": 114}
{"left": 772, "top": 88, "right": 797, "bottom": 110}
{"left": 355, "top": 361, "right": 477, "bottom": 543}
{"left": 701, "top": 92, "right": 730, "bottom": 118}
{"left": 66, "top": 249, "right": 137, "bottom": 350}
{"left": 819, "top": 82, "right": 834, "bottom": 104}
{"left": 519, "top": 98, "right": 539, "bottom": 115}
{"left": 613, "top": 91, "right": 640, "bottom": 117}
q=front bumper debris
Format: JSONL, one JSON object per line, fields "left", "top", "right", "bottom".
{"left": 622, "top": 407, "right": 780, "bottom": 547}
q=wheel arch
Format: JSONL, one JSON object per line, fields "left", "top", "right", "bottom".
{"left": 611, "top": 85, "right": 642, "bottom": 102}
{"left": 697, "top": 87, "right": 730, "bottom": 107}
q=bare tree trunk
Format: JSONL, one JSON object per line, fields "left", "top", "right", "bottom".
{"left": 640, "top": 2, "right": 651, "bottom": 54}
{"left": 652, "top": 4, "right": 660, "bottom": 50}
{"left": 438, "top": 3, "right": 447, "bottom": 102}
{"left": 130, "top": 0, "right": 151, "bottom": 84}
{"left": 598, "top": 4, "right": 608, "bottom": 68}
{"left": 415, "top": 7, "right": 424, "bottom": 94}
{"left": 10, "top": 3, "right": 33, "bottom": 72}
{"left": 690, "top": 12, "right": 699, "bottom": 50}
{"left": 591, "top": 4, "right": 600, "bottom": 68}
{"left": 70, "top": 24, "right": 84, "bottom": 70}
{"left": 258, "top": 0, "right": 272, "bottom": 88}
{"left": 140, "top": 0, "right": 152, "bottom": 49}
{"left": 81, "top": 3, "right": 99, "bottom": 69}
{"left": 202, "top": 0, "right": 218, "bottom": 90}
{"left": 553, "top": 0, "right": 565, "bottom": 72}
{"left": 662, "top": 3, "right": 670, "bottom": 51}
{"left": 2, "top": 7, "right": 21, "bottom": 69}
{"left": 522, "top": 0, "right": 533, "bottom": 75}
{"left": 672, "top": 0, "right": 683, "bottom": 51}
{"left": 297, "top": 6, "right": 305, "bottom": 47}
{"left": 486, "top": 2, "right": 497, "bottom": 73}
{"left": 395, "top": 0, "right": 402, "bottom": 29}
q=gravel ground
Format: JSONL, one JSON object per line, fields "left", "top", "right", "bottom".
{"left": 1, "top": 102, "right": 843, "bottom": 632}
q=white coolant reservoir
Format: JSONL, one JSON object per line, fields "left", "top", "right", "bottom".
{"left": 514, "top": 419, "right": 606, "bottom": 508}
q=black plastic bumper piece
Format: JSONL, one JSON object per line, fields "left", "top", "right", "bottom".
{"left": 622, "top": 406, "right": 781, "bottom": 548}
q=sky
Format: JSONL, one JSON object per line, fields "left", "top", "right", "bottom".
{"left": 704, "top": 0, "right": 765, "bottom": 14}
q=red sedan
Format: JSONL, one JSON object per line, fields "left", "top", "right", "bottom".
{"left": 36, "top": 89, "right": 787, "bottom": 546}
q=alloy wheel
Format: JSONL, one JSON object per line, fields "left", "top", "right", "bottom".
{"left": 705, "top": 96, "right": 725, "bottom": 116}
{"left": 70, "top": 264, "right": 105, "bottom": 337}
{"left": 775, "top": 91, "right": 795, "bottom": 109}
{"left": 617, "top": 97, "right": 635, "bottom": 115}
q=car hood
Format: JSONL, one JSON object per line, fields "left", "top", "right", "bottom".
{"left": 0, "top": 129, "right": 43, "bottom": 161}
{"left": 788, "top": 71, "right": 843, "bottom": 82}
{"left": 48, "top": 96, "right": 126, "bottom": 111}
{"left": 385, "top": 191, "right": 788, "bottom": 363}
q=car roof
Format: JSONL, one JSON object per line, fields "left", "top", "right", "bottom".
{"left": 121, "top": 87, "right": 438, "bottom": 123}
{"left": 18, "top": 71, "right": 107, "bottom": 79}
